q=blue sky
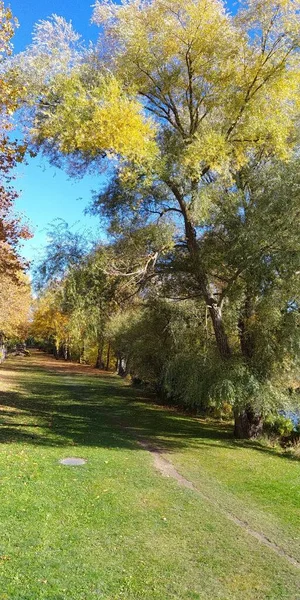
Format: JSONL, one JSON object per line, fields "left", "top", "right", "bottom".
{"left": 10, "top": 0, "right": 105, "bottom": 264}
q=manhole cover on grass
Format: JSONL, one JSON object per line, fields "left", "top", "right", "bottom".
{"left": 59, "top": 457, "right": 87, "bottom": 466}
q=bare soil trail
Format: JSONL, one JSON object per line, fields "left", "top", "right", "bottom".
{"left": 138, "top": 440, "right": 300, "bottom": 570}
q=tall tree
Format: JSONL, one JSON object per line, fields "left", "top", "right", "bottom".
{"left": 31, "top": 285, "right": 70, "bottom": 359}
{"left": 16, "top": 0, "right": 300, "bottom": 435}
{"left": 33, "top": 219, "right": 92, "bottom": 290}
{"left": 0, "top": 2, "right": 30, "bottom": 277}
{"left": 0, "top": 272, "right": 31, "bottom": 341}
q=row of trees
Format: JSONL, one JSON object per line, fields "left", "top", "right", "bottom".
{"left": 0, "top": 2, "right": 31, "bottom": 278}
{"left": 0, "top": 3, "right": 32, "bottom": 357}
{"left": 6, "top": 0, "right": 300, "bottom": 436}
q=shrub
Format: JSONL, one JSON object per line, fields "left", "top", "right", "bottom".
{"left": 264, "top": 414, "right": 294, "bottom": 438}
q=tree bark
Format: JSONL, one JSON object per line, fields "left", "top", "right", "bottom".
{"left": 0, "top": 332, "right": 6, "bottom": 364}
{"left": 238, "top": 295, "right": 255, "bottom": 361}
{"left": 54, "top": 340, "right": 60, "bottom": 359}
{"left": 184, "top": 206, "right": 232, "bottom": 359}
{"left": 79, "top": 342, "right": 85, "bottom": 364}
{"left": 166, "top": 179, "right": 232, "bottom": 358}
{"left": 95, "top": 339, "right": 104, "bottom": 369}
{"left": 117, "top": 355, "right": 127, "bottom": 377}
{"left": 63, "top": 342, "right": 68, "bottom": 361}
{"left": 105, "top": 342, "right": 111, "bottom": 371}
{"left": 234, "top": 406, "right": 263, "bottom": 439}
{"left": 204, "top": 295, "right": 232, "bottom": 359}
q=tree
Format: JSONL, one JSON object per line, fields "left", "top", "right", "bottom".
{"left": 0, "top": 272, "right": 31, "bottom": 344}
{"left": 61, "top": 247, "right": 114, "bottom": 366}
{"left": 33, "top": 219, "right": 92, "bottom": 290}
{"left": 16, "top": 0, "right": 300, "bottom": 436}
{"left": 0, "top": 2, "right": 31, "bottom": 278}
{"left": 31, "top": 285, "right": 70, "bottom": 359}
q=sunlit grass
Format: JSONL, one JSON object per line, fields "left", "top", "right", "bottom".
{"left": 0, "top": 352, "right": 299, "bottom": 599}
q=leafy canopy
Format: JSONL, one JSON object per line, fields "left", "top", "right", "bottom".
{"left": 16, "top": 0, "right": 300, "bottom": 178}
{"left": 0, "top": 1, "right": 31, "bottom": 277}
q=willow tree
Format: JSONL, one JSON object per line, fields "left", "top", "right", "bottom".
{"left": 17, "top": 0, "right": 300, "bottom": 435}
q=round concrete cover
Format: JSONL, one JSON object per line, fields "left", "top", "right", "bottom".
{"left": 59, "top": 457, "right": 87, "bottom": 466}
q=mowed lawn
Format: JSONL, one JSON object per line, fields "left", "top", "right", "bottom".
{"left": 0, "top": 352, "right": 299, "bottom": 600}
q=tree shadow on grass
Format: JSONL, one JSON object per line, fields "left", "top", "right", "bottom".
{"left": 0, "top": 361, "right": 232, "bottom": 451}
{"left": 0, "top": 355, "right": 297, "bottom": 461}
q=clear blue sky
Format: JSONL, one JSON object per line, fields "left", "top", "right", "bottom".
{"left": 11, "top": 0, "right": 105, "bottom": 264}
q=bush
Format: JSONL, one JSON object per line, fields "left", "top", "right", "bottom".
{"left": 264, "top": 414, "right": 294, "bottom": 438}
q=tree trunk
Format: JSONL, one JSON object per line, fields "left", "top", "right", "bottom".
{"left": 54, "top": 340, "right": 60, "bottom": 359}
{"left": 105, "top": 342, "right": 111, "bottom": 371}
{"left": 79, "top": 342, "right": 85, "bottom": 364}
{"left": 234, "top": 406, "right": 263, "bottom": 439}
{"left": 238, "top": 295, "right": 255, "bottom": 360}
{"left": 95, "top": 340, "right": 104, "bottom": 369}
{"left": 63, "top": 342, "right": 68, "bottom": 361}
{"left": 191, "top": 242, "right": 232, "bottom": 359}
{"left": 206, "top": 300, "right": 232, "bottom": 359}
{"left": 0, "top": 332, "right": 6, "bottom": 364}
{"left": 167, "top": 180, "right": 233, "bottom": 360}
{"left": 117, "top": 355, "right": 127, "bottom": 377}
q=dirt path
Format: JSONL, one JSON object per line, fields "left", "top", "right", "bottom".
{"left": 138, "top": 440, "right": 300, "bottom": 570}
{"left": 16, "top": 349, "right": 111, "bottom": 377}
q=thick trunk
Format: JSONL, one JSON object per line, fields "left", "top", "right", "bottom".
{"left": 167, "top": 180, "right": 233, "bottom": 360}
{"left": 234, "top": 407, "right": 263, "bottom": 439}
{"left": 206, "top": 299, "right": 232, "bottom": 359}
{"left": 186, "top": 218, "right": 232, "bottom": 359}
{"left": 117, "top": 355, "right": 127, "bottom": 377}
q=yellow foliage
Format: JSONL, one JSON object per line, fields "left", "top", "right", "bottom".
{"left": 34, "top": 74, "right": 158, "bottom": 166}
{"left": 31, "top": 289, "right": 69, "bottom": 349}
{"left": 91, "top": 0, "right": 300, "bottom": 175}
{"left": 0, "top": 2, "right": 22, "bottom": 124}
{"left": 23, "top": 0, "right": 300, "bottom": 185}
{"left": 183, "top": 132, "right": 230, "bottom": 177}
{"left": 0, "top": 272, "right": 31, "bottom": 339}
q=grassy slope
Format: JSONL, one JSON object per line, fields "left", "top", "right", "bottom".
{"left": 0, "top": 352, "right": 299, "bottom": 600}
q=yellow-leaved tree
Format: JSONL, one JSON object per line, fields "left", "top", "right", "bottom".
{"left": 0, "top": 2, "right": 30, "bottom": 278}
{"left": 15, "top": 0, "right": 300, "bottom": 436}
{"left": 31, "top": 287, "right": 70, "bottom": 359}
{"left": 0, "top": 273, "right": 32, "bottom": 358}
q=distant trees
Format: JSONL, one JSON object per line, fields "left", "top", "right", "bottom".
{"left": 0, "top": 3, "right": 32, "bottom": 359}
{"left": 0, "top": 272, "right": 31, "bottom": 356}
{"left": 31, "top": 221, "right": 168, "bottom": 366}
{"left": 14, "top": 0, "right": 300, "bottom": 436}
{"left": 31, "top": 286, "right": 70, "bottom": 359}
{"left": 30, "top": 223, "right": 112, "bottom": 365}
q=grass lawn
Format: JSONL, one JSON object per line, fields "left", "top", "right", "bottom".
{"left": 0, "top": 351, "right": 299, "bottom": 600}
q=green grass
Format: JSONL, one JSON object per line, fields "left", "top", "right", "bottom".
{"left": 0, "top": 352, "right": 299, "bottom": 600}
